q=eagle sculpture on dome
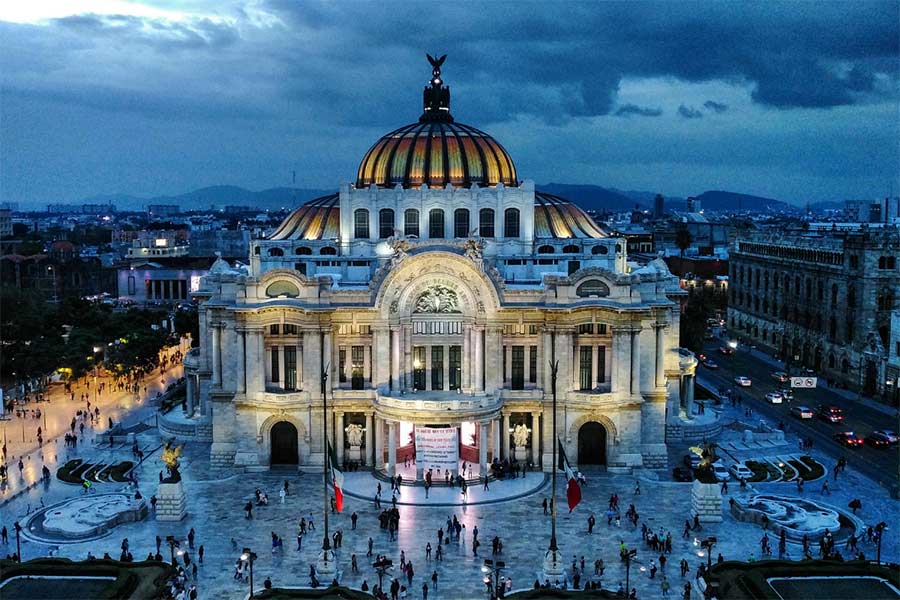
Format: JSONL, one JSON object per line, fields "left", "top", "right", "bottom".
{"left": 426, "top": 53, "right": 447, "bottom": 70}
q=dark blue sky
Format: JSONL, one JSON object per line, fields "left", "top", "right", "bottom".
{"left": 1, "top": 1, "right": 898, "bottom": 207}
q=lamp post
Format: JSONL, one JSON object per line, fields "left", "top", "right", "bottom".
{"left": 542, "top": 357, "right": 563, "bottom": 580}
{"left": 875, "top": 522, "right": 887, "bottom": 565}
{"left": 92, "top": 346, "right": 101, "bottom": 407}
{"left": 316, "top": 359, "right": 336, "bottom": 576}
{"left": 483, "top": 559, "right": 505, "bottom": 599}
{"left": 14, "top": 521, "right": 22, "bottom": 562}
{"left": 373, "top": 556, "right": 393, "bottom": 590}
{"left": 166, "top": 535, "right": 179, "bottom": 565}
{"left": 701, "top": 536, "right": 717, "bottom": 571}
{"left": 241, "top": 547, "right": 257, "bottom": 598}
{"left": 623, "top": 547, "right": 637, "bottom": 597}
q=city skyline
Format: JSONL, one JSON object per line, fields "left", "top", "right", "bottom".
{"left": 1, "top": 1, "right": 899, "bottom": 206}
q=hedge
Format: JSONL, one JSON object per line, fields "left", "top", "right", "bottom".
{"left": 0, "top": 558, "right": 174, "bottom": 600}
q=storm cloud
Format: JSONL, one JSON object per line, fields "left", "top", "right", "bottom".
{"left": 0, "top": 1, "right": 897, "bottom": 205}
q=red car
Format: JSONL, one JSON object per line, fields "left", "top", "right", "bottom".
{"left": 719, "top": 346, "right": 734, "bottom": 356}
{"left": 832, "top": 431, "right": 864, "bottom": 448}
{"left": 817, "top": 405, "right": 844, "bottom": 424}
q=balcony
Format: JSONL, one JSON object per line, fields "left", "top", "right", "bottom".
{"left": 374, "top": 391, "right": 502, "bottom": 423}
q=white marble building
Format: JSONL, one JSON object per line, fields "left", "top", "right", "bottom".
{"left": 184, "top": 59, "right": 694, "bottom": 475}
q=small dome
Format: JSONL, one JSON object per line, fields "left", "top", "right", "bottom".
{"left": 356, "top": 55, "right": 517, "bottom": 189}
{"left": 268, "top": 193, "right": 340, "bottom": 241}
{"left": 534, "top": 192, "right": 607, "bottom": 239}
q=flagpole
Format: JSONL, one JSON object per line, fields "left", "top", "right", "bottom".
{"left": 322, "top": 362, "right": 331, "bottom": 556}
{"left": 542, "top": 356, "right": 564, "bottom": 580}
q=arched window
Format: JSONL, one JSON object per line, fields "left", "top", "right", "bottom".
{"left": 563, "top": 244, "right": 579, "bottom": 254}
{"left": 503, "top": 208, "right": 520, "bottom": 238}
{"left": 354, "top": 209, "right": 370, "bottom": 239}
{"left": 429, "top": 209, "right": 445, "bottom": 238}
{"left": 805, "top": 278, "right": 812, "bottom": 299}
{"left": 319, "top": 246, "right": 337, "bottom": 256}
{"left": 268, "top": 247, "right": 284, "bottom": 257}
{"left": 379, "top": 209, "right": 395, "bottom": 239}
{"left": 537, "top": 245, "right": 555, "bottom": 254}
{"left": 817, "top": 280, "right": 824, "bottom": 300}
{"left": 454, "top": 208, "right": 470, "bottom": 238}
{"left": 592, "top": 245, "right": 608, "bottom": 255}
{"left": 295, "top": 246, "right": 312, "bottom": 255}
{"left": 829, "top": 316, "right": 837, "bottom": 339}
{"left": 479, "top": 208, "right": 495, "bottom": 237}
{"left": 404, "top": 209, "right": 419, "bottom": 237}
{"left": 828, "top": 353, "right": 835, "bottom": 369}
{"left": 266, "top": 280, "right": 300, "bottom": 298}
{"left": 841, "top": 359, "right": 849, "bottom": 374}
{"left": 795, "top": 276, "right": 801, "bottom": 296}
{"left": 254, "top": 246, "right": 261, "bottom": 255}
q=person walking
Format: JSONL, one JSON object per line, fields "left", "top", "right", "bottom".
{"left": 588, "top": 514, "right": 596, "bottom": 534}
{"left": 483, "top": 474, "right": 490, "bottom": 491}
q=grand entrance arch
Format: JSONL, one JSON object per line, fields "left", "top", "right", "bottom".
{"left": 578, "top": 422, "right": 607, "bottom": 466}
{"left": 270, "top": 421, "right": 299, "bottom": 465}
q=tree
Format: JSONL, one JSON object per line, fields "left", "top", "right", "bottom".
{"left": 173, "top": 307, "right": 200, "bottom": 347}
{"left": 674, "top": 225, "right": 693, "bottom": 272}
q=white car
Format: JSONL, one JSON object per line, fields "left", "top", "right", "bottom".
{"left": 711, "top": 462, "right": 730, "bottom": 482}
{"left": 765, "top": 392, "right": 784, "bottom": 404}
{"left": 729, "top": 463, "right": 753, "bottom": 480}
{"left": 734, "top": 376, "right": 752, "bottom": 387}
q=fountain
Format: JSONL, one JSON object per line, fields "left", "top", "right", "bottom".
{"left": 731, "top": 494, "right": 862, "bottom": 543}
{"left": 23, "top": 493, "right": 148, "bottom": 543}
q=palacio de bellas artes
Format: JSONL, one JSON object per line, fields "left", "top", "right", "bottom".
{"left": 3, "top": 4, "right": 899, "bottom": 600}
{"left": 187, "top": 56, "right": 689, "bottom": 478}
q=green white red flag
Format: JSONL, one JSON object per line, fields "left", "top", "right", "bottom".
{"left": 327, "top": 441, "right": 344, "bottom": 512}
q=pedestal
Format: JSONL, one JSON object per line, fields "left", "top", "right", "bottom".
{"left": 542, "top": 547, "right": 565, "bottom": 581}
{"left": 155, "top": 481, "right": 187, "bottom": 521}
{"left": 316, "top": 548, "right": 338, "bottom": 578}
{"left": 347, "top": 446, "right": 362, "bottom": 462}
{"left": 514, "top": 446, "right": 527, "bottom": 462}
{"left": 691, "top": 480, "right": 723, "bottom": 523}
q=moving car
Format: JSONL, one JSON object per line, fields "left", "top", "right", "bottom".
{"left": 697, "top": 353, "right": 708, "bottom": 362}
{"left": 683, "top": 454, "right": 701, "bottom": 469}
{"left": 790, "top": 405, "right": 814, "bottom": 419}
{"left": 865, "top": 432, "right": 892, "bottom": 448}
{"left": 719, "top": 346, "right": 735, "bottom": 356}
{"left": 728, "top": 463, "right": 753, "bottom": 480}
{"left": 702, "top": 359, "right": 719, "bottom": 370}
{"left": 778, "top": 388, "right": 795, "bottom": 401}
{"left": 771, "top": 371, "right": 790, "bottom": 383}
{"left": 817, "top": 405, "right": 844, "bottom": 424}
{"left": 711, "top": 462, "right": 730, "bottom": 482}
{"left": 873, "top": 430, "right": 898, "bottom": 445}
{"left": 832, "top": 431, "right": 864, "bottom": 448}
{"left": 734, "top": 376, "right": 752, "bottom": 387}
{"left": 672, "top": 467, "right": 694, "bottom": 482}
{"left": 765, "top": 392, "right": 784, "bottom": 404}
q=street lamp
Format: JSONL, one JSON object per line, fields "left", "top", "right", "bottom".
{"left": 483, "top": 559, "right": 505, "bottom": 599}
{"left": 373, "top": 556, "right": 393, "bottom": 590}
{"left": 701, "top": 537, "right": 717, "bottom": 571}
{"left": 623, "top": 548, "right": 637, "bottom": 597}
{"left": 241, "top": 548, "right": 257, "bottom": 598}
{"left": 92, "top": 346, "right": 102, "bottom": 407}
{"left": 14, "top": 521, "right": 22, "bottom": 562}
{"left": 875, "top": 522, "right": 887, "bottom": 565}
{"left": 166, "top": 535, "right": 179, "bottom": 565}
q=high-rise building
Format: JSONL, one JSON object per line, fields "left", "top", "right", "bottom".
{"left": 653, "top": 194, "right": 665, "bottom": 219}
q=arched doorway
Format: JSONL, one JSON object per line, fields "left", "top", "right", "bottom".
{"left": 578, "top": 422, "right": 607, "bottom": 466}
{"left": 270, "top": 421, "right": 299, "bottom": 465}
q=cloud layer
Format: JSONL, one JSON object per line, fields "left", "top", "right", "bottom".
{"left": 0, "top": 1, "right": 897, "bottom": 204}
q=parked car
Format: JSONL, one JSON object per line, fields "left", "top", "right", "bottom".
{"left": 683, "top": 454, "right": 701, "bottom": 469}
{"left": 873, "top": 430, "right": 898, "bottom": 445}
{"left": 728, "top": 463, "right": 753, "bottom": 480}
{"left": 817, "top": 405, "right": 844, "bottom": 423}
{"left": 832, "top": 431, "right": 864, "bottom": 448}
{"left": 672, "top": 467, "right": 694, "bottom": 482}
{"left": 734, "top": 376, "right": 752, "bottom": 387}
{"left": 865, "top": 432, "right": 892, "bottom": 448}
{"left": 711, "top": 462, "right": 730, "bottom": 482}
{"left": 771, "top": 371, "right": 790, "bottom": 383}
{"left": 719, "top": 346, "right": 735, "bottom": 356}
{"left": 702, "top": 359, "right": 719, "bottom": 370}
{"left": 790, "top": 405, "right": 814, "bottom": 419}
{"left": 765, "top": 392, "right": 784, "bottom": 404}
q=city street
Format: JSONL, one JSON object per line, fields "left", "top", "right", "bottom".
{"left": 698, "top": 336, "right": 899, "bottom": 489}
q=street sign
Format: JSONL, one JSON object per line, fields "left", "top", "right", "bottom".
{"left": 790, "top": 377, "right": 817, "bottom": 389}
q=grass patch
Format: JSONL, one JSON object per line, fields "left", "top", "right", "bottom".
{"left": 106, "top": 461, "right": 134, "bottom": 483}
{"left": 57, "top": 459, "right": 86, "bottom": 484}
{"left": 799, "top": 455, "right": 826, "bottom": 480}
{"left": 743, "top": 460, "right": 770, "bottom": 482}
{"left": 778, "top": 460, "right": 797, "bottom": 482}
{"left": 56, "top": 460, "right": 133, "bottom": 484}
{"left": 0, "top": 558, "right": 174, "bottom": 600}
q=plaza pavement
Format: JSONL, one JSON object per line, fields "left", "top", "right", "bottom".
{"left": 1, "top": 382, "right": 897, "bottom": 599}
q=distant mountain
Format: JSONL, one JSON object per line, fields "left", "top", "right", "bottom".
{"left": 65, "top": 186, "right": 334, "bottom": 212}
{"left": 693, "top": 190, "right": 791, "bottom": 212}
{"left": 537, "top": 183, "right": 640, "bottom": 212}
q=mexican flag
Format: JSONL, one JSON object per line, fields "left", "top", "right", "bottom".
{"left": 557, "top": 439, "right": 582, "bottom": 512}
{"left": 327, "top": 441, "right": 344, "bottom": 513}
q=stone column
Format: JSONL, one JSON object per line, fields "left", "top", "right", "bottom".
{"left": 630, "top": 326, "right": 642, "bottom": 397}
{"left": 342, "top": 344, "right": 351, "bottom": 387}
{"left": 374, "top": 327, "right": 389, "bottom": 389}
{"left": 685, "top": 375, "right": 695, "bottom": 417}
{"left": 479, "top": 422, "right": 489, "bottom": 475}
{"left": 592, "top": 345, "right": 600, "bottom": 389}
{"left": 211, "top": 323, "right": 222, "bottom": 387}
{"left": 403, "top": 325, "right": 413, "bottom": 391}
{"left": 235, "top": 330, "right": 246, "bottom": 394}
{"left": 374, "top": 416, "right": 384, "bottom": 469}
{"left": 335, "top": 412, "right": 344, "bottom": 465}
{"left": 390, "top": 327, "right": 401, "bottom": 393}
{"left": 502, "top": 413, "right": 510, "bottom": 460}
{"left": 278, "top": 344, "right": 286, "bottom": 390}
{"left": 462, "top": 325, "right": 471, "bottom": 390}
{"left": 492, "top": 419, "right": 500, "bottom": 461}
{"left": 302, "top": 328, "right": 322, "bottom": 399}
{"left": 612, "top": 326, "right": 630, "bottom": 395}
{"left": 554, "top": 330, "right": 573, "bottom": 394}
{"left": 485, "top": 327, "right": 502, "bottom": 393}
{"left": 531, "top": 411, "right": 541, "bottom": 466}
{"left": 474, "top": 327, "right": 484, "bottom": 392}
{"left": 655, "top": 323, "right": 667, "bottom": 388}
{"left": 425, "top": 344, "right": 432, "bottom": 391}
{"left": 365, "top": 413, "right": 374, "bottom": 466}
{"left": 387, "top": 421, "right": 397, "bottom": 476}
{"left": 298, "top": 342, "right": 304, "bottom": 390}
{"left": 185, "top": 373, "right": 195, "bottom": 415}
{"left": 542, "top": 329, "right": 553, "bottom": 390}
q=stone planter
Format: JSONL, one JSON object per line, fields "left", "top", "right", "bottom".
{"left": 691, "top": 480, "right": 723, "bottom": 523}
